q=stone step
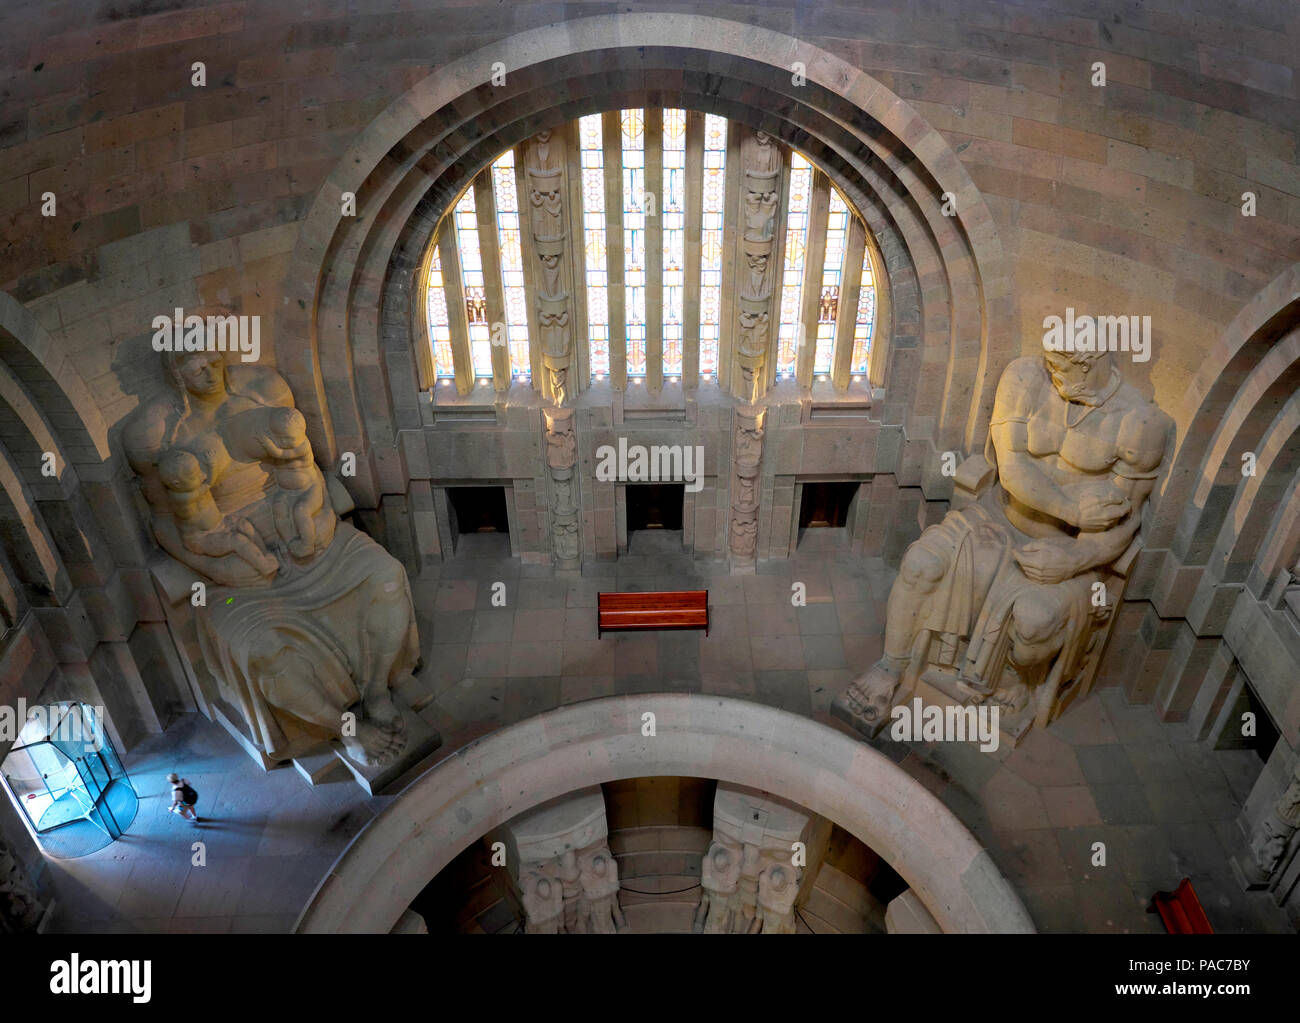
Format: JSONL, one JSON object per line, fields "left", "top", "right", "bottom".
{"left": 330, "top": 701, "right": 442, "bottom": 797}
{"left": 291, "top": 749, "right": 346, "bottom": 787}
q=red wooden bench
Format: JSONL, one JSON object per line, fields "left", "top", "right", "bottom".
{"left": 598, "top": 590, "right": 709, "bottom": 637}
{"left": 1148, "top": 878, "right": 1214, "bottom": 934}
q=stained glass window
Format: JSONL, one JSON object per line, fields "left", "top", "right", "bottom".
{"left": 621, "top": 109, "right": 646, "bottom": 377}
{"left": 850, "top": 241, "right": 876, "bottom": 376}
{"left": 426, "top": 245, "right": 455, "bottom": 378}
{"left": 453, "top": 186, "right": 494, "bottom": 378}
{"left": 491, "top": 150, "right": 530, "bottom": 379}
{"left": 776, "top": 152, "right": 812, "bottom": 378}
{"left": 579, "top": 114, "right": 609, "bottom": 376}
{"left": 661, "top": 109, "right": 686, "bottom": 377}
{"left": 813, "top": 189, "right": 849, "bottom": 375}
{"left": 427, "top": 114, "right": 880, "bottom": 394}
{"left": 698, "top": 114, "right": 727, "bottom": 379}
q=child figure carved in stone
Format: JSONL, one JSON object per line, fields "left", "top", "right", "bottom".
{"left": 253, "top": 407, "right": 325, "bottom": 558}
{"left": 158, "top": 448, "right": 278, "bottom": 576}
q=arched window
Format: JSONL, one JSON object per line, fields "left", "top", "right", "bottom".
{"left": 423, "top": 109, "right": 879, "bottom": 397}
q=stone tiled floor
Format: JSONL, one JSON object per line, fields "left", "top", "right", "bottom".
{"left": 42, "top": 713, "right": 381, "bottom": 933}
{"left": 39, "top": 526, "right": 1293, "bottom": 932}
{"left": 417, "top": 528, "right": 1291, "bottom": 934}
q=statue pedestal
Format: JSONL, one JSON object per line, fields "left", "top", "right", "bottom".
{"left": 329, "top": 700, "right": 442, "bottom": 796}
{"left": 916, "top": 671, "right": 1034, "bottom": 748}
{"left": 1230, "top": 852, "right": 1272, "bottom": 892}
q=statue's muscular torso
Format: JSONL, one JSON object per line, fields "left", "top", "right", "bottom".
{"left": 990, "top": 356, "right": 1171, "bottom": 540}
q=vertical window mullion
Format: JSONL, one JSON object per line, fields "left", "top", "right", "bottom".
{"left": 698, "top": 113, "right": 727, "bottom": 382}
{"left": 621, "top": 108, "right": 646, "bottom": 379}
{"left": 578, "top": 115, "right": 610, "bottom": 378}
{"left": 453, "top": 188, "right": 494, "bottom": 379}
{"left": 661, "top": 108, "right": 686, "bottom": 381}
{"left": 425, "top": 244, "right": 456, "bottom": 382}
{"left": 775, "top": 153, "right": 812, "bottom": 380}
{"left": 812, "top": 188, "right": 848, "bottom": 380}
{"left": 491, "top": 150, "right": 531, "bottom": 384}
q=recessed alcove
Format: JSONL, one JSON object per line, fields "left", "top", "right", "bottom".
{"left": 626, "top": 483, "right": 684, "bottom": 533}
{"left": 446, "top": 486, "right": 509, "bottom": 535}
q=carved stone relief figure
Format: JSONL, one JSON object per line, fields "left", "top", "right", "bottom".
{"left": 732, "top": 128, "right": 781, "bottom": 404}
{"left": 833, "top": 348, "right": 1173, "bottom": 740}
{"left": 519, "top": 869, "right": 564, "bottom": 934}
{"left": 526, "top": 129, "right": 573, "bottom": 407}
{"left": 578, "top": 846, "right": 627, "bottom": 934}
{"left": 694, "top": 839, "right": 745, "bottom": 933}
{"left": 504, "top": 788, "right": 625, "bottom": 933}
{"left": 1247, "top": 760, "right": 1300, "bottom": 881}
{"left": 729, "top": 407, "right": 765, "bottom": 562}
{"left": 123, "top": 346, "right": 429, "bottom": 767}
{"left": 545, "top": 408, "right": 580, "bottom": 566}
{"left": 741, "top": 130, "right": 781, "bottom": 244}
{"left": 536, "top": 239, "right": 567, "bottom": 302}
{"left": 0, "top": 842, "right": 45, "bottom": 933}
{"left": 693, "top": 785, "right": 808, "bottom": 933}
{"left": 740, "top": 242, "right": 773, "bottom": 302}
{"left": 538, "top": 303, "right": 572, "bottom": 407}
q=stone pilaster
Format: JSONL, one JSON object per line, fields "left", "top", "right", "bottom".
{"left": 694, "top": 783, "right": 809, "bottom": 934}
{"left": 728, "top": 405, "right": 765, "bottom": 569}
{"left": 544, "top": 407, "right": 580, "bottom": 570}
{"left": 732, "top": 129, "right": 781, "bottom": 403}
{"left": 526, "top": 129, "right": 575, "bottom": 407}
{"left": 1238, "top": 757, "right": 1300, "bottom": 890}
{"left": 505, "top": 787, "right": 627, "bottom": 934}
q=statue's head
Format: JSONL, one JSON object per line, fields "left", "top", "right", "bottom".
{"left": 1044, "top": 348, "right": 1113, "bottom": 403}
{"left": 165, "top": 349, "right": 227, "bottom": 399}
{"left": 268, "top": 407, "right": 307, "bottom": 448}
{"left": 158, "top": 447, "right": 204, "bottom": 492}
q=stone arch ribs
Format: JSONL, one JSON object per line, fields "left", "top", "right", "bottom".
{"left": 280, "top": 13, "right": 1010, "bottom": 507}
{"left": 1140, "top": 263, "right": 1300, "bottom": 627}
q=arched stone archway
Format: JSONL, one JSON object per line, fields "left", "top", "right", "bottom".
{"left": 295, "top": 695, "right": 1034, "bottom": 934}
{"left": 278, "top": 13, "right": 1010, "bottom": 506}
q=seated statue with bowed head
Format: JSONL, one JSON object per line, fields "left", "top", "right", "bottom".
{"left": 833, "top": 345, "right": 1174, "bottom": 738}
{"left": 123, "top": 344, "right": 424, "bottom": 767}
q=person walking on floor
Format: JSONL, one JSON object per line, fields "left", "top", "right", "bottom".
{"left": 167, "top": 772, "right": 201, "bottom": 823}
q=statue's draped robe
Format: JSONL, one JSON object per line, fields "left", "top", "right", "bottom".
{"left": 195, "top": 520, "right": 420, "bottom": 760}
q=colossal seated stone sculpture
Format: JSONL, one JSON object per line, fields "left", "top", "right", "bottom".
{"left": 834, "top": 347, "right": 1173, "bottom": 740}
{"left": 124, "top": 348, "right": 423, "bottom": 767}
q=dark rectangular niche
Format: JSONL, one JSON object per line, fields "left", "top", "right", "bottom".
{"left": 627, "top": 482, "right": 684, "bottom": 532}
{"left": 447, "top": 486, "right": 509, "bottom": 534}
{"left": 798, "top": 481, "right": 859, "bottom": 529}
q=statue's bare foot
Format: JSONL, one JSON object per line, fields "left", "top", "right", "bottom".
{"left": 342, "top": 718, "right": 406, "bottom": 767}
{"left": 832, "top": 660, "right": 903, "bottom": 737}
{"left": 341, "top": 694, "right": 407, "bottom": 767}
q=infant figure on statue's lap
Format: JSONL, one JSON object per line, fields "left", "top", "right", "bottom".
{"left": 157, "top": 447, "right": 278, "bottom": 577}
{"left": 232, "top": 406, "right": 327, "bottom": 559}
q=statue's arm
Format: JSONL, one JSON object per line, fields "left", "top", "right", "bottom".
{"left": 1066, "top": 404, "right": 1172, "bottom": 572}
{"left": 990, "top": 359, "right": 1079, "bottom": 527}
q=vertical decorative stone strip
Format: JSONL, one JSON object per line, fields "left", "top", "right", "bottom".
{"left": 544, "top": 406, "right": 580, "bottom": 569}
{"left": 734, "top": 129, "right": 780, "bottom": 404}
{"left": 729, "top": 405, "right": 765, "bottom": 567}
{"left": 526, "top": 129, "right": 574, "bottom": 406}
{"left": 1240, "top": 759, "right": 1300, "bottom": 888}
